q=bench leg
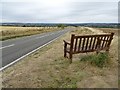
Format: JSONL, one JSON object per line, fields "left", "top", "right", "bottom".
{"left": 64, "top": 50, "right": 67, "bottom": 58}
{"left": 69, "top": 53, "right": 73, "bottom": 63}
{"left": 64, "top": 43, "right": 67, "bottom": 58}
{"left": 105, "top": 47, "right": 110, "bottom": 53}
{"left": 106, "top": 49, "right": 109, "bottom": 53}
{"left": 96, "top": 51, "right": 99, "bottom": 54}
{"left": 96, "top": 47, "right": 100, "bottom": 54}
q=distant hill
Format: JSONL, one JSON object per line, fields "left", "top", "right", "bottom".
{"left": 0, "top": 23, "right": 119, "bottom": 28}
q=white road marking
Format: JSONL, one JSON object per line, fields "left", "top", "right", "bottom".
{"left": 36, "top": 34, "right": 49, "bottom": 39}
{"left": 36, "top": 33, "right": 55, "bottom": 39}
{"left": 0, "top": 44, "right": 15, "bottom": 50}
{"left": 50, "top": 33, "right": 54, "bottom": 35}
{"left": 35, "top": 30, "right": 63, "bottom": 39}
{"left": 0, "top": 31, "right": 67, "bottom": 71}
{"left": 36, "top": 36, "right": 45, "bottom": 39}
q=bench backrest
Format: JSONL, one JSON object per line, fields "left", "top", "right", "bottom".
{"left": 70, "top": 33, "right": 114, "bottom": 53}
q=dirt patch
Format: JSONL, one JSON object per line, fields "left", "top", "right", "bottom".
{"left": 77, "top": 75, "right": 117, "bottom": 88}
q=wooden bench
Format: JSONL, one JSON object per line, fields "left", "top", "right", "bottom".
{"left": 63, "top": 33, "right": 114, "bottom": 63}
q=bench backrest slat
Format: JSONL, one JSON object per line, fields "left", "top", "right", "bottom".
{"left": 92, "top": 37, "right": 97, "bottom": 50}
{"left": 104, "top": 36, "right": 110, "bottom": 48}
{"left": 85, "top": 37, "right": 89, "bottom": 51}
{"left": 70, "top": 33, "right": 114, "bottom": 53}
{"left": 89, "top": 37, "right": 93, "bottom": 50}
{"left": 78, "top": 38, "right": 82, "bottom": 51}
{"left": 82, "top": 38, "right": 85, "bottom": 51}
{"left": 101, "top": 36, "right": 106, "bottom": 48}
{"left": 74, "top": 38, "right": 78, "bottom": 52}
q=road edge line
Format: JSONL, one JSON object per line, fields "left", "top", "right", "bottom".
{"left": 0, "top": 31, "right": 68, "bottom": 71}
{"left": 0, "top": 44, "right": 15, "bottom": 50}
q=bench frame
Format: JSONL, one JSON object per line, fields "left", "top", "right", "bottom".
{"left": 63, "top": 33, "right": 114, "bottom": 63}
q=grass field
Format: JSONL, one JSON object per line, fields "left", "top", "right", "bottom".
{"left": 3, "top": 27, "right": 118, "bottom": 88}
{"left": 0, "top": 26, "right": 59, "bottom": 40}
{"left": 93, "top": 28, "right": 118, "bottom": 35}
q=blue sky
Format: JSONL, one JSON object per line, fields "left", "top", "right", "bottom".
{"left": 0, "top": 0, "right": 119, "bottom": 23}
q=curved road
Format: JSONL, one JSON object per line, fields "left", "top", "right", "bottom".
{"left": 0, "top": 28, "right": 71, "bottom": 70}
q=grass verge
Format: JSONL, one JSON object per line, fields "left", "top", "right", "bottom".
{"left": 81, "top": 52, "right": 109, "bottom": 68}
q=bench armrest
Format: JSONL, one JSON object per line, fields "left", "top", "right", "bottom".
{"left": 63, "top": 40, "right": 71, "bottom": 45}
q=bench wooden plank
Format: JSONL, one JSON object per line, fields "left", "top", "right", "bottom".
{"left": 85, "top": 37, "right": 89, "bottom": 51}
{"left": 74, "top": 38, "right": 78, "bottom": 52}
{"left": 82, "top": 38, "right": 85, "bottom": 51}
{"left": 78, "top": 38, "right": 82, "bottom": 51}
{"left": 74, "top": 34, "right": 112, "bottom": 38}
{"left": 105, "top": 36, "right": 110, "bottom": 47}
{"left": 89, "top": 37, "right": 93, "bottom": 50}
{"left": 92, "top": 37, "right": 96, "bottom": 50}
{"left": 101, "top": 36, "right": 106, "bottom": 49}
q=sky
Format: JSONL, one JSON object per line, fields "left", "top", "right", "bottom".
{"left": 0, "top": 0, "right": 119, "bottom": 23}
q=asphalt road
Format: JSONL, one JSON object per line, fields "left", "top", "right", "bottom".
{"left": 0, "top": 28, "right": 70, "bottom": 70}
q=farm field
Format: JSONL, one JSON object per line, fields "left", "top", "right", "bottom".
{"left": 0, "top": 26, "right": 59, "bottom": 41}
{"left": 3, "top": 27, "right": 118, "bottom": 88}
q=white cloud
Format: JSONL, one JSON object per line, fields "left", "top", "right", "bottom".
{"left": 1, "top": 0, "right": 119, "bottom": 2}
{"left": 0, "top": 1, "right": 118, "bottom": 23}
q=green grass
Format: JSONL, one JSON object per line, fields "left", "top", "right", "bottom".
{"left": 118, "top": 79, "right": 120, "bottom": 88}
{"left": 46, "top": 57, "right": 88, "bottom": 88}
{"left": 81, "top": 52, "right": 109, "bottom": 68}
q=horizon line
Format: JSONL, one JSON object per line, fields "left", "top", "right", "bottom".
{"left": 0, "top": 22, "right": 118, "bottom": 24}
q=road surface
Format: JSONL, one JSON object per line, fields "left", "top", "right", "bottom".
{"left": 0, "top": 28, "right": 70, "bottom": 70}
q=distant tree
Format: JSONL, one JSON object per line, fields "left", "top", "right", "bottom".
{"left": 22, "top": 25, "right": 26, "bottom": 27}
{"left": 57, "top": 24, "right": 66, "bottom": 29}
